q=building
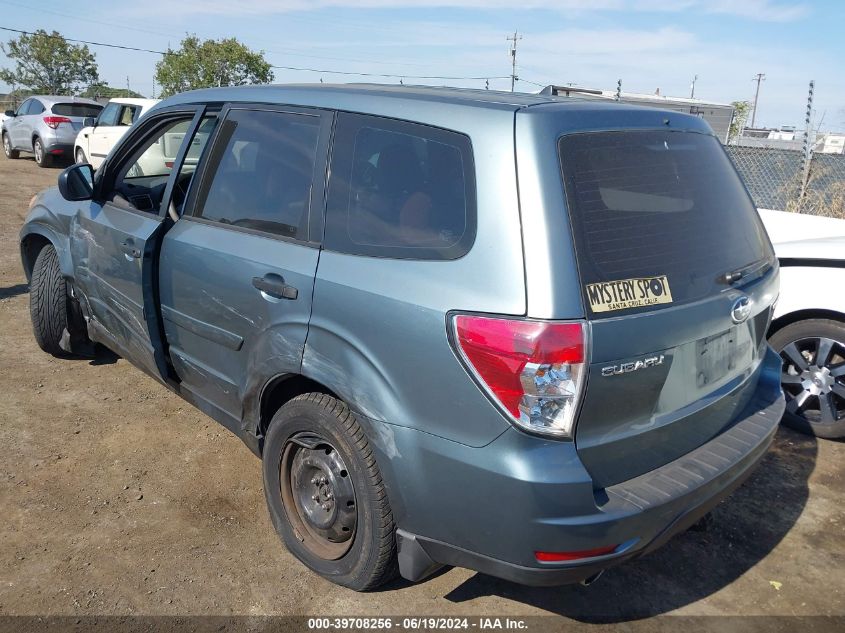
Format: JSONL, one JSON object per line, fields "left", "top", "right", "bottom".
{"left": 814, "top": 132, "right": 845, "bottom": 155}
{"left": 540, "top": 84, "right": 735, "bottom": 143}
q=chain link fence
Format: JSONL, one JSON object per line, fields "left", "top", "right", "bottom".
{"left": 726, "top": 146, "right": 845, "bottom": 218}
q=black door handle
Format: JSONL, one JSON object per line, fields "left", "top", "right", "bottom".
{"left": 121, "top": 240, "right": 141, "bottom": 259}
{"left": 252, "top": 275, "right": 298, "bottom": 300}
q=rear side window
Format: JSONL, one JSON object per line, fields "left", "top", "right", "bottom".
{"left": 325, "top": 112, "right": 476, "bottom": 260}
{"left": 195, "top": 108, "right": 321, "bottom": 240}
{"left": 559, "top": 130, "right": 773, "bottom": 316}
{"left": 28, "top": 100, "right": 45, "bottom": 115}
{"left": 51, "top": 103, "right": 102, "bottom": 117}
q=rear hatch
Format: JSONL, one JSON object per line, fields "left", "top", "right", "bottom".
{"left": 50, "top": 102, "right": 103, "bottom": 133}
{"left": 558, "top": 129, "right": 777, "bottom": 488}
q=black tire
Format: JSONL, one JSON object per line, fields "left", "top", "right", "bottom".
{"left": 29, "top": 244, "right": 68, "bottom": 356}
{"left": 3, "top": 132, "right": 19, "bottom": 159}
{"left": 769, "top": 318, "right": 845, "bottom": 439}
{"left": 262, "top": 393, "right": 398, "bottom": 590}
{"left": 75, "top": 147, "right": 87, "bottom": 164}
{"left": 33, "top": 137, "right": 51, "bottom": 167}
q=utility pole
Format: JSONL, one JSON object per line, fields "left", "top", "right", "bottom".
{"left": 690, "top": 74, "right": 698, "bottom": 99}
{"left": 507, "top": 31, "right": 521, "bottom": 93}
{"left": 750, "top": 72, "right": 766, "bottom": 128}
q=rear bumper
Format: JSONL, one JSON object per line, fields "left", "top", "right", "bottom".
{"left": 42, "top": 142, "right": 73, "bottom": 155}
{"left": 373, "top": 348, "right": 785, "bottom": 586}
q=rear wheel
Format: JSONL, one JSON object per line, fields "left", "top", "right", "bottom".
{"left": 769, "top": 318, "right": 845, "bottom": 439}
{"left": 29, "top": 244, "right": 68, "bottom": 356}
{"left": 33, "top": 137, "right": 51, "bottom": 168}
{"left": 3, "top": 132, "right": 19, "bottom": 159}
{"left": 75, "top": 147, "right": 87, "bottom": 164}
{"left": 262, "top": 393, "right": 398, "bottom": 590}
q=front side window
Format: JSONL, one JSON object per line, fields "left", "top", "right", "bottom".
{"left": 107, "top": 114, "right": 215, "bottom": 213}
{"left": 194, "top": 108, "right": 321, "bottom": 240}
{"left": 17, "top": 99, "right": 32, "bottom": 116}
{"left": 97, "top": 102, "right": 120, "bottom": 127}
{"left": 324, "top": 112, "right": 475, "bottom": 260}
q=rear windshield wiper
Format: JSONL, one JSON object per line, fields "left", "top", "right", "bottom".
{"left": 719, "top": 259, "right": 770, "bottom": 285}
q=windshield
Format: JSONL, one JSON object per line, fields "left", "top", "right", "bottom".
{"left": 559, "top": 130, "right": 774, "bottom": 316}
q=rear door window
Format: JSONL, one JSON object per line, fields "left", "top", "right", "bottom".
{"left": 28, "top": 100, "right": 45, "bottom": 115}
{"left": 324, "top": 112, "right": 476, "bottom": 260}
{"left": 558, "top": 130, "right": 773, "bottom": 316}
{"left": 52, "top": 103, "right": 103, "bottom": 118}
{"left": 194, "top": 108, "right": 322, "bottom": 240}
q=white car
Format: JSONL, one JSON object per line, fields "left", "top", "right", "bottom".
{"left": 74, "top": 98, "right": 159, "bottom": 168}
{"left": 760, "top": 209, "right": 845, "bottom": 439}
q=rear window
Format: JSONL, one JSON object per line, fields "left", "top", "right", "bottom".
{"left": 558, "top": 130, "right": 773, "bottom": 316}
{"left": 51, "top": 103, "right": 103, "bottom": 117}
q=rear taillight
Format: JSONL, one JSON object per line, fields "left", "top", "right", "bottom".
{"left": 43, "top": 116, "right": 72, "bottom": 129}
{"left": 452, "top": 315, "right": 588, "bottom": 438}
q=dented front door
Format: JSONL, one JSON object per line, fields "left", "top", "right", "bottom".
{"left": 70, "top": 107, "right": 206, "bottom": 381}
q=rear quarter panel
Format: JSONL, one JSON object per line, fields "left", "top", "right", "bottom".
{"left": 303, "top": 106, "right": 526, "bottom": 448}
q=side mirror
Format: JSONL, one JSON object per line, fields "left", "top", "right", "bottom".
{"left": 83, "top": 117, "right": 96, "bottom": 128}
{"left": 58, "top": 163, "right": 95, "bottom": 201}
{"left": 4, "top": 110, "right": 15, "bottom": 117}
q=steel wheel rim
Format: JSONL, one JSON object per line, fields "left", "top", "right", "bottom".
{"left": 3, "top": 135, "right": 9, "bottom": 156}
{"left": 779, "top": 335, "right": 845, "bottom": 426}
{"left": 280, "top": 434, "right": 357, "bottom": 560}
{"left": 34, "top": 141, "right": 42, "bottom": 162}
{"left": 76, "top": 149, "right": 84, "bottom": 164}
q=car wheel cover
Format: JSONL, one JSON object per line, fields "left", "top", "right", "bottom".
{"left": 34, "top": 140, "right": 42, "bottom": 162}
{"left": 279, "top": 434, "right": 357, "bottom": 561}
{"left": 779, "top": 335, "right": 845, "bottom": 425}
{"left": 3, "top": 135, "right": 9, "bottom": 156}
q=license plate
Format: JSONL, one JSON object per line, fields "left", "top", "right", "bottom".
{"left": 695, "top": 328, "right": 749, "bottom": 387}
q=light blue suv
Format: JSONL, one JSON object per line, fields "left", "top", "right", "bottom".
{"left": 20, "top": 84, "right": 785, "bottom": 590}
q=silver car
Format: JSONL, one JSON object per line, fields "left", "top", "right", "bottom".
{"left": 2, "top": 95, "right": 103, "bottom": 167}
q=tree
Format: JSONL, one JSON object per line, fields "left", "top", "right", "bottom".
{"left": 0, "top": 30, "right": 98, "bottom": 95}
{"left": 81, "top": 83, "right": 145, "bottom": 100}
{"left": 729, "top": 100, "right": 752, "bottom": 144}
{"left": 155, "top": 35, "right": 274, "bottom": 97}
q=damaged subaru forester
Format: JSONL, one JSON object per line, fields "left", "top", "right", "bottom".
{"left": 19, "top": 84, "right": 784, "bottom": 590}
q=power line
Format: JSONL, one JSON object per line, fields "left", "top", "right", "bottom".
{"left": 0, "top": 26, "right": 508, "bottom": 84}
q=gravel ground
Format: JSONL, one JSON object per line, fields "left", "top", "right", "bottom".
{"left": 0, "top": 155, "right": 842, "bottom": 629}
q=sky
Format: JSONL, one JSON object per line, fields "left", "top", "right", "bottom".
{"left": 1, "top": 0, "right": 843, "bottom": 130}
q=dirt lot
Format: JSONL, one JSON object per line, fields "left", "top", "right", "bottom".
{"left": 0, "top": 155, "right": 843, "bottom": 628}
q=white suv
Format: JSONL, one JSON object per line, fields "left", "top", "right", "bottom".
{"left": 74, "top": 98, "right": 159, "bottom": 168}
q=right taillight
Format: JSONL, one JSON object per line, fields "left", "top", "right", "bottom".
{"left": 452, "top": 315, "right": 588, "bottom": 438}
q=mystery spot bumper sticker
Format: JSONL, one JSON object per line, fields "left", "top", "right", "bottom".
{"left": 586, "top": 276, "right": 673, "bottom": 313}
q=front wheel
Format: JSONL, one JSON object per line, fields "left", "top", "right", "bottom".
{"left": 769, "top": 318, "right": 845, "bottom": 439}
{"left": 75, "top": 147, "right": 87, "bottom": 164}
{"left": 262, "top": 393, "right": 398, "bottom": 590}
{"left": 33, "top": 138, "right": 51, "bottom": 167}
{"left": 29, "top": 244, "right": 69, "bottom": 356}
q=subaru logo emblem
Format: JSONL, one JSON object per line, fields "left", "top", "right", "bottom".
{"left": 731, "top": 296, "right": 751, "bottom": 324}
